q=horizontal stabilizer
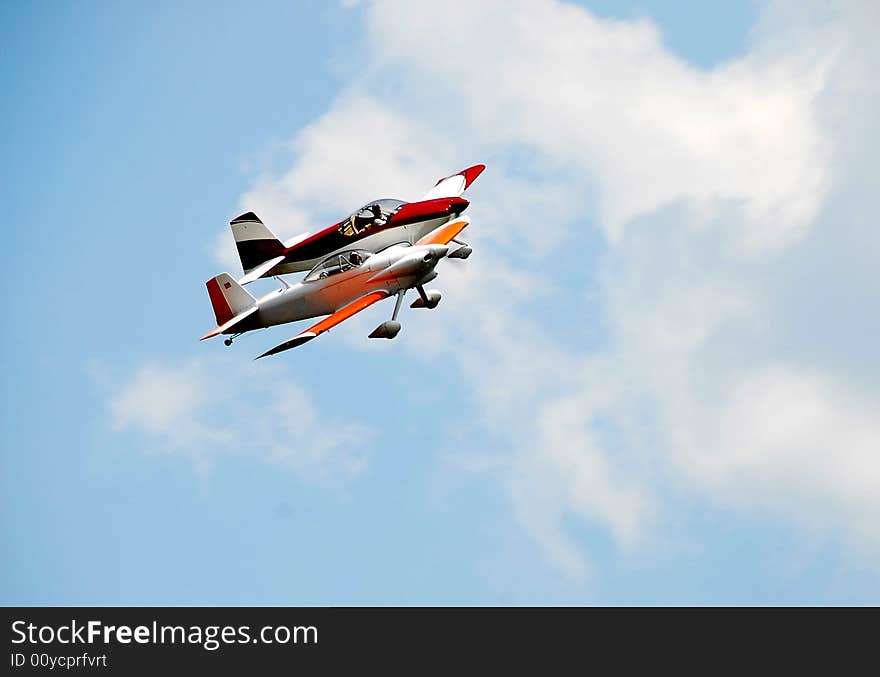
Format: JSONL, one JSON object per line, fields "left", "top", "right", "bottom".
{"left": 238, "top": 255, "right": 285, "bottom": 284}
{"left": 200, "top": 305, "right": 259, "bottom": 340}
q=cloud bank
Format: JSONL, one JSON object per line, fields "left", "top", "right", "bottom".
{"left": 209, "top": 0, "right": 880, "bottom": 581}
{"left": 111, "top": 357, "right": 370, "bottom": 482}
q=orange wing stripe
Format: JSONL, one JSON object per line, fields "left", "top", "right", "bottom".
{"left": 416, "top": 218, "right": 470, "bottom": 246}
{"left": 305, "top": 291, "right": 389, "bottom": 338}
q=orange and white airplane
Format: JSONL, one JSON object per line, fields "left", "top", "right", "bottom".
{"left": 201, "top": 217, "right": 471, "bottom": 357}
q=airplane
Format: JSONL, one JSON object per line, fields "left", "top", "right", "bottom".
{"left": 200, "top": 217, "right": 472, "bottom": 357}
{"left": 230, "top": 164, "right": 484, "bottom": 284}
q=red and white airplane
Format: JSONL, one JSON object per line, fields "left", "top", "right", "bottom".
{"left": 231, "top": 164, "right": 484, "bottom": 283}
{"left": 201, "top": 217, "right": 472, "bottom": 356}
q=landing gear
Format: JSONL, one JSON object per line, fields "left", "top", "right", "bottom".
{"left": 223, "top": 332, "right": 243, "bottom": 347}
{"left": 410, "top": 285, "right": 441, "bottom": 309}
{"left": 449, "top": 238, "right": 472, "bottom": 260}
{"left": 369, "top": 290, "right": 405, "bottom": 339}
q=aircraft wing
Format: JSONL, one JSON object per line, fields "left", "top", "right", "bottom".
{"left": 415, "top": 216, "right": 470, "bottom": 246}
{"left": 256, "top": 290, "right": 390, "bottom": 358}
{"left": 421, "top": 164, "right": 485, "bottom": 200}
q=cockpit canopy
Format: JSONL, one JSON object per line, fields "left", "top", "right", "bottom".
{"left": 304, "top": 249, "right": 372, "bottom": 282}
{"left": 338, "top": 198, "right": 406, "bottom": 237}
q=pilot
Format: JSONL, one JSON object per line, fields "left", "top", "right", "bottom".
{"left": 371, "top": 203, "right": 386, "bottom": 226}
{"left": 348, "top": 251, "right": 362, "bottom": 266}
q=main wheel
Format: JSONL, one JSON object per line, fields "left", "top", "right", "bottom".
{"left": 224, "top": 338, "right": 233, "bottom": 347}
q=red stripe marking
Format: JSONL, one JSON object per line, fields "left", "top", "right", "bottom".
{"left": 206, "top": 278, "right": 234, "bottom": 325}
{"left": 433, "top": 163, "right": 486, "bottom": 188}
{"left": 460, "top": 164, "right": 485, "bottom": 189}
{"left": 284, "top": 221, "right": 341, "bottom": 252}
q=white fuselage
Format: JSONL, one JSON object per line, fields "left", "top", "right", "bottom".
{"left": 253, "top": 244, "right": 443, "bottom": 330}
{"left": 269, "top": 215, "right": 453, "bottom": 275}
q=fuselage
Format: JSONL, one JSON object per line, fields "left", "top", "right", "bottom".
{"left": 264, "top": 196, "right": 468, "bottom": 275}
{"left": 236, "top": 244, "right": 446, "bottom": 334}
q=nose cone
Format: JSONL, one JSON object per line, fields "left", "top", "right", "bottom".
{"left": 449, "top": 197, "right": 469, "bottom": 216}
{"left": 368, "top": 248, "right": 442, "bottom": 284}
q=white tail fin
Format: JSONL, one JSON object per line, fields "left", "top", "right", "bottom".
{"left": 205, "top": 273, "right": 256, "bottom": 326}
{"left": 230, "top": 212, "right": 286, "bottom": 274}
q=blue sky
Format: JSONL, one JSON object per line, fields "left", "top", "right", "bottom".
{"left": 3, "top": 0, "right": 879, "bottom": 605}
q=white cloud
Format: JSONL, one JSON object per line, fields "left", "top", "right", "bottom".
{"left": 112, "top": 362, "right": 206, "bottom": 440}
{"left": 684, "top": 366, "right": 880, "bottom": 548}
{"left": 211, "top": 227, "right": 244, "bottom": 275}
{"left": 507, "top": 395, "right": 653, "bottom": 581}
{"left": 229, "top": 0, "right": 880, "bottom": 580}
{"left": 236, "top": 99, "right": 451, "bottom": 239}
{"left": 110, "top": 356, "right": 370, "bottom": 482}
{"left": 364, "top": 0, "right": 833, "bottom": 253}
